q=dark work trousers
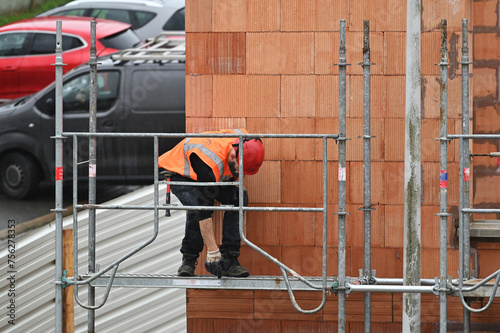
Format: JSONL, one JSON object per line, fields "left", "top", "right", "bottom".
{"left": 170, "top": 174, "right": 248, "bottom": 257}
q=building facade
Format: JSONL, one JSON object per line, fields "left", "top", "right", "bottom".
{"left": 184, "top": 0, "right": 500, "bottom": 331}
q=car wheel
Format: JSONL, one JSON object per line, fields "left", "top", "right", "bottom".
{"left": 0, "top": 152, "right": 41, "bottom": 199}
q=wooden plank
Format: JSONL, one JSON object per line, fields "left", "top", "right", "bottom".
{"left": 63, "top": 229, "right": 74, "bottom": 333}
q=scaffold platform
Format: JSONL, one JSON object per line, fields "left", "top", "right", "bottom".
{"left": 84, "top": 274, "right": 499, "bottom": 298}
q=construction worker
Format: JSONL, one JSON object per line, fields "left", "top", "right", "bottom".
{"left": 159, "top": 129, "right": 265, "bottom": 278}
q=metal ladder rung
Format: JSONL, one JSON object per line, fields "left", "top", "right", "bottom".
{"left": 111, "top": 32, "right": 185, "bottom": 62}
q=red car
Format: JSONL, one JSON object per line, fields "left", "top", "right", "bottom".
{"left": 0, "top": 16, "right": 141, "bottom": 102}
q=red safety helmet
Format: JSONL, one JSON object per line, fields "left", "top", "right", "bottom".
{"left": 232, "top": 138, "right": 265, "bottom": 175}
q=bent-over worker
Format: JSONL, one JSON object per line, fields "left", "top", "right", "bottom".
{"left": 158, "top": 129, "right": 265, "bottom": 278}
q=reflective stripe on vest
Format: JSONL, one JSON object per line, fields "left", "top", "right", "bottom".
{"left": 183, "top": 129, "right": 246, "bottom": 180}
{"left": 183, "top": 138, "right": 225, "bottom": 180}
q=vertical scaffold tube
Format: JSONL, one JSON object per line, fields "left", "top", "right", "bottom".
{"left": 87, "top": 20, "right": 98, "bottom": 333}
{"left": 460, "top": 18, "right": 471, "bottom": 333}
{"left": 438, "top": 19, "right": 449, "bottom": 333}
{"left": 404, "top": 0, "right": 422, "bottom": 331}
{"left": 322, "top": 136, "right": 328, "bottom": 306}
{"left": 54, "top": 20, "right": 64, "bottom": 333}
{"left": 338, "top": 20, "right": 348, "bottom": 333}
{"left": 361, "top": 20, "right": 373, "bottom": 333}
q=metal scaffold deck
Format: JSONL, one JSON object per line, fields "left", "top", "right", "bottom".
{"left": 52, "top": 18, "right": 500, "bottom": 333}
{"left": 84, "top": 274, "right": 500, "bottom": 298}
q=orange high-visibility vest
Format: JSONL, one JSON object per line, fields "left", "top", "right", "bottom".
{"left": 158, "top": 129, "right": 248, "bottom": 181}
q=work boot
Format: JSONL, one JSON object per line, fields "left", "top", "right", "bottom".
{"left": 178, "top": 253, "right": 198, "bottom": 276}
{"left": 221, "top": 251, "right": 249, "bottom": 277}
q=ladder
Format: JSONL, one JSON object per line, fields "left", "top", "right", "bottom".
{"left": 111, "top": 31, "right": 185, "bottom": 62}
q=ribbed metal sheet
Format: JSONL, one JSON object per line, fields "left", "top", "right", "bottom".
{"left": 0, "top": 185, "right": 187, "bottom": 333}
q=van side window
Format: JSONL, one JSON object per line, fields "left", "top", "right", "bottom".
{"left": 97, "top": 71, "right": 120, "bottom": 109}
{"left": 129, "top": 69, "right": 184, "bottom": 112}
{"left": 36, "top": 71, "right": 120, "bottom": 115}
{"left": 63, "top": 73, "right": 91, "bottom": 113}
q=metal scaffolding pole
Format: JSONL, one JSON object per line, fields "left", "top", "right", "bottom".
{"left": 404, "top": 0, "right": 422, "bottom": 331}
{"left": 337, "top": 19, "right": 348, "bottom": 333}
{"left": 459, "top": 18, "right": 472, "bottom": 333}
{"left": 53, "top": 20, "right": 65, "bottom": 333}
{"left": 360, "top": 20, "right": 373, "bottom": 333}
{"left": 87, "top": 20, "right": 98, "bottom": 333}
{"left": 437, "top": 19, "right": 450, "bottom": 333}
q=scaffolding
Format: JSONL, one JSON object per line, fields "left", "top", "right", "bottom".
{"left": 52, "top": 19, "right": 500, "bottom": 333}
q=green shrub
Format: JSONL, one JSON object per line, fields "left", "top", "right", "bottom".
{"left": 0, "top": 0, "right": 74, "bottom": 27}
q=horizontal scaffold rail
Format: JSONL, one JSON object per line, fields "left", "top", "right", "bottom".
{"left": 74, "top": 204, "right": 324, "bottom": 213}
{"left": 448, "top": 134, "right": 500, "bottom": 139}
{"left": 84, "top": 274, "right": 500, "bottom": 298}
{"left": 62, "top": 132, "right": 340, "bottom": 139}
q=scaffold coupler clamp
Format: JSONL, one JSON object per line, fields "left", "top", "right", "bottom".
{"left": 432, "top": 276, "right": 454, "bottom": 296}
{"left": 353, "top": 268, "right": 377, "bottom": 285}
{"left": 330, "top": 275, "right": 339, "bottom": 294}
{"left": 435, "top": 136, "right": 452, "bottom": 144}
{"left": 447, "top": 276, "right": 456, "bottom": 294}
{"left": 334, "top": 136, "right": 351, "bottom": 145}
{"left": 369, "top": 269, "right": 377, "bottom": 285}
{"left": 353, "top": 268, "right": 370, "bottom": 285}
{"left": 61, "top": 270, "right": 73, "bottom": 289}
{"left": 345, "top": 277, "right": 353, "bottom": 295}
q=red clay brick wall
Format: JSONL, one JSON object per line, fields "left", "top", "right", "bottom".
{"left": 473, "top": 0, "right": 500, "bottom": 212}
{"left": 184, "top": 0, "right": 500, "bottom": 331}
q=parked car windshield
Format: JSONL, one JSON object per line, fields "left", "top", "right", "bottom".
{"left": 99, "top": 29, "right": 141, "bottom": 50}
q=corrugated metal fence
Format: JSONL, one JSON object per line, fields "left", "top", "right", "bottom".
{"left": 0, "top": 185, "right": 187, "bottom": 332}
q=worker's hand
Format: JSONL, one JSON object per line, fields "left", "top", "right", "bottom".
{"left": 205, "top": 249, "right": 224, "bottom": 278}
